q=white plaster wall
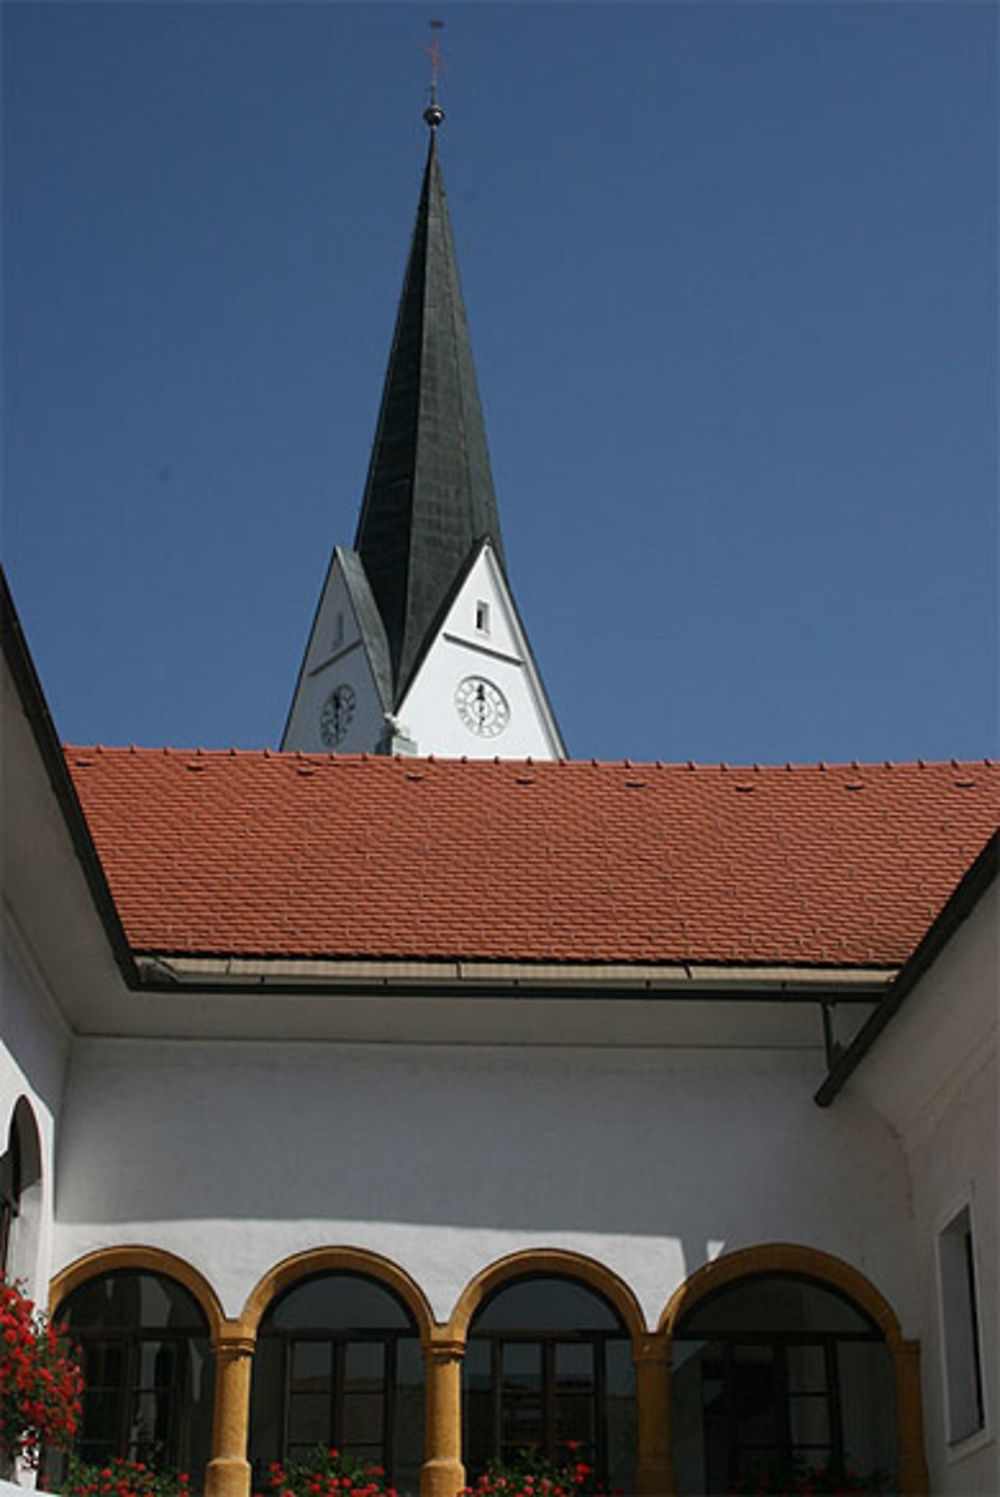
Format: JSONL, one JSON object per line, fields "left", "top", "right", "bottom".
{"left": 53, "top": 1037, "right": 916, "bottom": 1333}
{"left": 1, "top": 913, "right": 72, "bottom": 1301}
{"left": 910, "top": 1046, "right": 997, "bottom": 1494}
{"left": 398, "top": 548, "right": 562, "bottom": 760}
{"left": 851, "top": 883, "right": 998, "bottom": 1494}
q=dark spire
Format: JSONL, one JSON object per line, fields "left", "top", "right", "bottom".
{"left": 353, "top": 122, "right": 506, "bottom": 705}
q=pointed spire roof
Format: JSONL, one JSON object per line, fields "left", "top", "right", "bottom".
{"left": 354, "top": 122, "right": 506, "bottom": 705}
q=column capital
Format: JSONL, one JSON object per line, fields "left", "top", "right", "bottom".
{"left": 633, "top": 1331, "right": 670, "bottom": 1365}
{"left": 424, "top": 1328, "right": 466, "bottom": 1363}
{"left": 212, "top": 1320, "right": 256, "bottom": 1358}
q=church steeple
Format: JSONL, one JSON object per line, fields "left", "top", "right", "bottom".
{"left": 282, "top": 110, "right": 563, "bottom": 761}
{"left": 354, "top": 121, "right": 505, "bottom": 703}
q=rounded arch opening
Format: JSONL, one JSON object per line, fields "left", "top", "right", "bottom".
{"left": 242, "top": 1247, "right": 434, "bottom": 1343}
{"left": 662, "top": 1247, "right": 900, "bottom": 1496}
{"left": 448, "top": 1249, "right": 646, "bottom": 1347}
{"left": 51, "top": 1260, "right": 217, "bottom": 1486}
{"left": 50, "top": 1246, "right": 226, "bottom": 1341}
{"left": 1, "top": 1096, "right": 43, "bottom": 1289}
{"left": 245, "top": 1251, "right": 430, "bottom": 1494}
{"left": 659, "top": 1244, "right": 902, "bottom": 1346}
{"left": 453, "top": 1254, "right": 642, "bottom": 1493}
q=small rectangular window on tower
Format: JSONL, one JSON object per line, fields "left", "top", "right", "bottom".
{"left": 938, "top": 1203, "right": 986, "bottom": 1444}
{"left": 475, "top": 601, "right": 490, "bottom": 635}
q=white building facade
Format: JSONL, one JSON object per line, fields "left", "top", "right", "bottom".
{"left": 3, "top": 582, "right": 997, "bottom": 1496}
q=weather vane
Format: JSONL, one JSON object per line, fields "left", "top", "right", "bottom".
{"left": 424, "top": 19, "right": 445, "bottom": 129}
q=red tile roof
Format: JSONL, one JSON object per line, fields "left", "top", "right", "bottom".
{"left": 64, "top": 749, "right": 999, "bottom": 968}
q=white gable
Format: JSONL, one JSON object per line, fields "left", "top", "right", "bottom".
{"left": 396, "top": 542, "right": 564, "bottom": 759}
{"left": 281, "top": 551, "right": 388, "bottom": 754}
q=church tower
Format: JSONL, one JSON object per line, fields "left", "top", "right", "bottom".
{"left": 281, "top": 104, "right": 564, "bottom": 759}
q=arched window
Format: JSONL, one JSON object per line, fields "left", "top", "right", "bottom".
{"left": 463, "top": 1276, "right": 636, "bottom": 1491}
{"left": 56, "top": 1270, "right": 214, "bottom": 1477}
{"left": 0, "top": 1120, "right": 21, "bottom": 1273}
{"left": 249, "top": 1273, "right": 424, "bottom": 1492}
{"left": 1, "top": 1098, "right": 42, "bottom": 1284}
{"left": 671, "top": 1274, "right": 896, "bottom": 1493}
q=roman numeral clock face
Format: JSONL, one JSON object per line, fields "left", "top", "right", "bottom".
{"left": 455, "top": 676, "right": 510, "bottom": 738}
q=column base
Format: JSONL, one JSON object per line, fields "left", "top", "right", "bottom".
{"left": 205, "top": 1456, "right": 252, "bottom": 1497}
{"left": 420, "top": 1455, "right": 466, "bottom": 1497}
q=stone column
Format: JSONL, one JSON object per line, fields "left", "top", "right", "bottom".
{"left": 205, "top": 1324, "right": 256, "bottom": 1497}
{"left": 634, "top": 1334, "right": 676, "bottom": 1497}
{"left": 894, "top": 1339, "right": 930, "bottom": 1497}
{"left": 421, "top": 1332, "right": 466, "bottom": 1497}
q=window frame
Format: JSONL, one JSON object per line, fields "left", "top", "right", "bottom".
{"left": 463, "top": 1273, "right": 634, "bottom": 1487}
{"left": 251, "top": 1271, "right": 423, "bottom": 1485}
{"left": 672, "top": 1272, "right": 891, "bottom": 1492}
{"left": 935, "top": 1196, "right": 989, "bottom": 1453}
{"left": 56, "top": 1270, "right": 213, "bottom": 1476}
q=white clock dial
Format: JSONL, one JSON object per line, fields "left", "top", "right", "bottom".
{"left": 455, "top": 676, "right": 510, "bottom": 738}
{"left": 320, "top": 684, "right": 356, "bottom": 747}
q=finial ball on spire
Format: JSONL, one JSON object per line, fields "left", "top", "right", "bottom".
{"left": 424, "top": 102, "right": 445, "bottom": 129}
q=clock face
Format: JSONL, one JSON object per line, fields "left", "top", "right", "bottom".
{"left": 320, "top": 684, "right": 356, "bottom": 747}
{"left": 455, "top": 676, "right": 510, "bottom": 738}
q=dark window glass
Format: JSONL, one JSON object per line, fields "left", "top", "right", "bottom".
{"left": 681, "top": 1276, "right": 876, "bottom": 1336}
{"left": 55, "top": 1271, "right": 214, "bottom": 1488}
{"left": 249, "top": 1273, "right": 423, "bottom": 1490}
{"left": 463, "top": 1276, "right": 635, "bottom": 1491}
{"left": 61, "top": 1272, "right": 208, "bottom": 1332}
{"left": 671, "top": 1275, "right": 895, "bottom": 1496}
{"left": 266, "top": 1275, "right": 411, "bottom": 1332}
{"left": 474, "top": 1278, "right": 622, "bottom": 1332}
{"left": 0, "top": 1124, "right": 21, "bottom": 1274}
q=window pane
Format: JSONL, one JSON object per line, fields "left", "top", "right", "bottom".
{"left": 62, "top": 1272, "right": 207, "bottom": 1331}
{"left": 291, "top": 1341, "right": 332, "bottom": 1393}
{"left": 130, "top": 1388, "right": 173, "bottom": 1461}
{"left": 82, "top": 1390, "right": 123, "bottom": 1446}
{"left": 266, "top": 1275, "right": 412, "bottom": 1331}
{"left": 393, "top": 1339, "right": 425, "bottom": 1497}
{"left": 249, "top": 1337, "right": 285, "bottom": 1475}
{"left": 554, "top": 1393, "right": 594, "bottom": 1445}
{"left": 287, "top": 1392, "right": 331, "bottom": 1448}
{"left": 83, "top": 1339, "right": 127, "bottom": 1388}
{"left": 789, "top": 1395, "right": 831, "bottom": 1446}
{"left": 342, "top": 1394, "right": 383, "bottom": 1447}
{"left": 501, "top": 1400, "right": 544, "bottom": 1452}
{"left": 681, "top": 1276, "right": 874, "bottom": 1336}
{"left": 476, "top": 1278, "right": 623, "bottom": 1332}
{"left": 138, "top": 1341, "right": 179, "bottom": 1389}
{"left": 838, "top": 1341, "right": 896, "bottom": 1475}
{"left": 464, "top": 1341, "right": 494, "bottom": 1475}
{"left": 345, "top": 1341, "right": 385, "bottom": 1389}
{"left": 605, "top": 1339, "right": 636, "bottom": 1495}
{"left": 785, "top": 1344, "right": 827, "bottom": 1395}
{"left": 554, "top": 1343, "right": 593, "bottom": 1388}
{"left": 734, "top": 1345, "right": 779, "bottom": 1446}
{"left": 502, "top": 1343, "right": 542, "bottom": 1392}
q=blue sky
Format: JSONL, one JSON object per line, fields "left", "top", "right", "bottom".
{"left": 3, "top": 1, "right": 996, "bottom": 764}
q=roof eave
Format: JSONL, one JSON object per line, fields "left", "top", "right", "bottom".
{"left": 814, "top": 830, "right": 999, "bottom": 1107}
{"left": 2, "top": 568, "right": 141, "bottom": 990}
{"left": 134, "top": 952, "right": 896, "bottom": 1001}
